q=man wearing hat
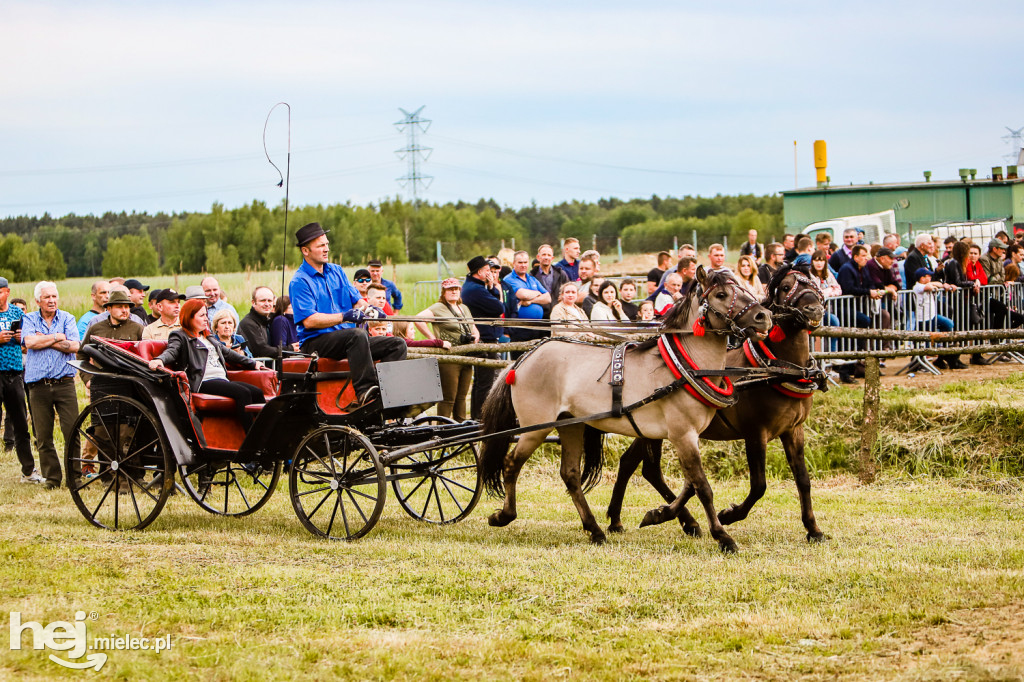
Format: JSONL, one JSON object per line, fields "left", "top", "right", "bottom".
{"left": 461, "top": 255, "right": 505, "bottom": 419}
{"left": 124, "top": 278, "right": 150, "bottom": 321}
{"left": 142, "top": 288, "right": 185, "bottom": 340}
{"left": 0, "top": 277, "right": 33, "bottom": 484}
{"left": 146, "top": 289, "right": 162, "bottom": 324}
{"left": 79, "top": 290, "right": 145, "bottom": 392}
{"left": 85, "top": 285, "right": 148, "bottom": 331}
{"left": 366, "top": 259, "right": 403, "bottom": 311}
{"left": 980, "top": 238, "right": 1007, "bottom": 285}
{"left": 289, "top": 223, "right": 407, "bottom": 408}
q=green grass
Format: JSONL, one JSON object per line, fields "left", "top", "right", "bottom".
{"left": 4, "top": 375, "right": 1024, "bottom": 679}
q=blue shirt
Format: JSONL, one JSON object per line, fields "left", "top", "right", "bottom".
{"left": 289, "top": 260, "right": 362, "bottom": 345}
{"left": 554, "top": 258, "right": 579, "bottom": 281}
{"left": 76, "top": 310, "right": 98, "bottom": 340}
{"left": 380, "top": 278, "right": 403, "bottom": 311}
{"left": 208, "top": 299, "right": 239, "bottom": 326}
{"left": 0, "top": 305, "right": 24, "bottom": 372}
{"left": 23, "top": 309, "right": 78, "bottom": 383}
{"left": 502, "top": 271, "right": 547, "bottom": 320}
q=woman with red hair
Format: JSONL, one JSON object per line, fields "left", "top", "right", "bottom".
{"left": 148, "top": 298, "right": 267, "bottom": 430}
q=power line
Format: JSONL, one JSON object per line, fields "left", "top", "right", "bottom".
{"left": 0, "top": 135, "right": 395, "bottom": 178}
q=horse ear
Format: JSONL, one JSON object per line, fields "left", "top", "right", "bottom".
{"left": 695, "top": 264, "right": 709, "bottom": 289}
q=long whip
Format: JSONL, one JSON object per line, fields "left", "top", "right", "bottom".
{"left": 263, "top": 102, "right": 291, "bottom": 296}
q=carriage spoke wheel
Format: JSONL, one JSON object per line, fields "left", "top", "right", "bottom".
{"left": 289, "top": 426, "right": 386, "bottom": 541}
{"left": 391, "top": 416, "right": 482, "bottom": 524}
{"left": 65, "top": 395, "right": 173, "bottom": 531}
{"left": 179, "top": 460, "right": 281, "bottom": 517}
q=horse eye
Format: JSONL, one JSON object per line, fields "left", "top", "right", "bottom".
{"left": 715, "top": 291, "right": 728, "bottom": 299}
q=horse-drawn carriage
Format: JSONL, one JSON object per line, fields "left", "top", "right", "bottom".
{"left": 67, "top": 338, "right": 482, "bottom": 540}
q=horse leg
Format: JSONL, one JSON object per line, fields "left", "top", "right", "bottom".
{"left": 717, "top": 435, "right": 768, "bottom": 526}
{"left": 779, "top": 426, "right": 826, "bottom": 542}
{"left": 635, "top": 440, "right": 702, "bottom": 537}
{"left": 558, "top": 424, "right": 607, "bottom": 544}
{"left": 606, "top": 437, "right": 645, "bottom": 533}
{"left": 487, "top": 429, "right": 548, "bottom": 528}
{"left": 654, "top": 432, "right": 738, "bottom": 553}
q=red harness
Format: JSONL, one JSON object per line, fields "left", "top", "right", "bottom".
{"left": 657, "top": 334, "right": 734, "bottom": 409}
{"left": 741, "top": 339, "right": 815, "bottom": 399}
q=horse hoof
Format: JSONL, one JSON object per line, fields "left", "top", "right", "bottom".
{"left": 807, "top": 531, "right": 828, "bottom": 543}
{"left": 719, "top": 539, "right": 739, "bottom": 554}
{"left": 590, "top": 532, "right": 607, "bottom": 545}
{"left": 488, "top": 511, "right": 513, "bottom": 527}
{"left": 639, "top": 506, "right": 667, "bottom": 528}
{"left": 682, "top": 523, "right": 702, "bottom": 538}
{"left": 607, "top": 522, "right": 625, "bottom": 534}
{"left": 717, "top": 503, "right": 741, "bottom": 525}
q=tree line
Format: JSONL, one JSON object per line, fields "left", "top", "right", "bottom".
{"left": 0, "top": 193, "right": 783, "bottom": 281}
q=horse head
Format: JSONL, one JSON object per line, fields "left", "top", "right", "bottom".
{"left": 765, "top": 264, "right": 824, "bottom": 331}
{"left": 688, "top": 266, "right": 773, "bottom": 339}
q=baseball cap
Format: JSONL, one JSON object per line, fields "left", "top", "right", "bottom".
{"left": 155, "top": 288, "right": 185, "bottom": 303}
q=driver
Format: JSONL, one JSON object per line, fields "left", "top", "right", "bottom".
{"left": 288, "top": 222, "right": 407, "bottom": 408}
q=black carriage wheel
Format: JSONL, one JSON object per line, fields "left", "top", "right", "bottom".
{"left": 289, "top": 426, "right": 386, "bottom": 541}
{"left": 179, "top": 460, "right": 282, "bottom": 517}
{"left": 391, "top": 415, "right": 482, "bottom": 525}
{"left": 65, "top": 395, "right": 173, "bottom": 531}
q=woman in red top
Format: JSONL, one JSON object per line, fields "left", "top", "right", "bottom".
{"left": 966, "top": 244, "right": 988, "bottom": 285}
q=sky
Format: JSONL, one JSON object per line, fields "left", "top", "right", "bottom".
{"left": 2, "top": 0, "right": 1022, "bottom": 220}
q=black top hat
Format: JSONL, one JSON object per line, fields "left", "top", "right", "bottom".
{"left": 295, "top": 222, "right": 329, "bottom": 247}
{"left": 466, "top": 256, "right": 489, "bottom": 274}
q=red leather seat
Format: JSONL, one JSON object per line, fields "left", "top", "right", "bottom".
{"left": 137, "top": 340, "right": 168, "bottom": 361}
{"left": 282, "top": 357, "right": 350, "bottom": 373}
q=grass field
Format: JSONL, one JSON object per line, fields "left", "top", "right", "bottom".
{"left": 3, "top": 375, "right": 1024, "bottom": 680}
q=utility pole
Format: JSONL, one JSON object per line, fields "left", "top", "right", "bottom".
{"left": 395, "top": 106, "right": 433, "bottom": 260}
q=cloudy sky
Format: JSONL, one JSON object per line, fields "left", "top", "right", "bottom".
{"left": 2, "top": 0, "right": 1021, "bottom": 219}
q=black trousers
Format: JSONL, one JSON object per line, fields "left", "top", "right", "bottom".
{"left": 0, "top": 371, "right": 32, "bottom": 476}
{"left": 26, "top": 377, "right": 79, "bottom": 486}
{"left": 470, "top": 352, "right": 499, "bottom": 420}
{"left": 198, "top": 379, "right": 265, "bottom": 431}
{"left": 301, "top": 329, "right": 407, "bottom": 395}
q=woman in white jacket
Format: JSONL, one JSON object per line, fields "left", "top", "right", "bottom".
{"left": 589, "top": 281, "right": 630, "bottom": 323}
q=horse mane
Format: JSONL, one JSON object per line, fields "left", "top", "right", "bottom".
{"left": 659, "top": 268, "right": 736, "bottom": 332}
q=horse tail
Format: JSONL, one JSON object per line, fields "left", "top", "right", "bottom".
{"left": 480, "top": 370, "right": 516, "bottom": 499}
{"left": 581, "top": 425, "right": 605, "bottom": 493}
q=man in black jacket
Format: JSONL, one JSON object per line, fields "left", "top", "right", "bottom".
{"left": 530, "top": 244, "right": 568, "bottom": 317}
{"left": 461, "top": 256, "right": 505, "bottom": 419}
{"left": 238, "top": 286, "right": 278, "bottom": 360}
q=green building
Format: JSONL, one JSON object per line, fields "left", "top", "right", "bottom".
{"left": 782, "top": 173, "right": 1024, "bottom": 237}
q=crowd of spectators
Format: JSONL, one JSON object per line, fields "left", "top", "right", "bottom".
{"left": 9, "top": 223, "right": 1024, "bottom": 488}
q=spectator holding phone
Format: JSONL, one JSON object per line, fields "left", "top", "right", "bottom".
{"left": 211, "top": 309, "right": 252, "bottom": 358}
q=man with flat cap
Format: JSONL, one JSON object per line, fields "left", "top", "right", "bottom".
{"left": 289, "top": 222, "right": 407, "bottom": 408}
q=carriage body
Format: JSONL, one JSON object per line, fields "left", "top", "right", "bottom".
{"left": 68, "top": 338, "right": 481, "bottom": 540}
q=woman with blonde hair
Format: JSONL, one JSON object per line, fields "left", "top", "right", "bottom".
{"left": 735, "top": 255, "right": 765, "bottom": 299}
{"left": 414, "top": 278, "right": 479, "bottom": 420}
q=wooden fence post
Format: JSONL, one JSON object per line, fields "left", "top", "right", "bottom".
{"left": 857, "top": 357, "right": 880, "bottom": 484}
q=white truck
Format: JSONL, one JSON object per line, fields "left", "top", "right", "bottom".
{"left": 800, "top": 210, "right": 897, "bottom": 247}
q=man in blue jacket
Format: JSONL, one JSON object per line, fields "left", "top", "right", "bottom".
{"left": 553, "top": 238, "right": 581, "bottom": 282}
{"left": 462, "top": 255, "right": 505, "bottom": 419}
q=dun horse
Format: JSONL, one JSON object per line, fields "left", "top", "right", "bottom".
{"left": 479, "top": 267, "right": 772, "bottom": 551}
{"left": 603, "top": 265, "right": 828, "bottom": 542}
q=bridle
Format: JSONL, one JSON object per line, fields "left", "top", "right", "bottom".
{"left": 767, "top": 271, "right": 824, "bottom": 329}
{"left": 694, "top": 277, "right": 765, "bottom": 337}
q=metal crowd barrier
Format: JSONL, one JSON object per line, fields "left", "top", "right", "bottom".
{"left": 816, "top": 282, "right": 1024, "bottom": 370}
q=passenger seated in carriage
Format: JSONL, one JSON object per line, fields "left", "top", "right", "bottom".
{"left": 147, "top": 299, "right": 269, "bottom": 430}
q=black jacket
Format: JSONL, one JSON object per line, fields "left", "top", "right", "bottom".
{"left": 156, "top": 329, "right": 256, "bottom": 391}
{"left": 461, "top": 274, "right": 505, "bottom": 342}
{"left": 238, "top": 309, "right": 276, "bottom": 359}
{"left": 530, "top": 264, "right": 569, "bottom": 317}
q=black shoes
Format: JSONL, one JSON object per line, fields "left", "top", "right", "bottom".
{"left": 350, "top": 386, "right": 380, "bottom": 410}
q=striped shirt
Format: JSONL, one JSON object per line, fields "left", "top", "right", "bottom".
{"left": 23, "top": 309, "right": 78, "bottom": 383}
